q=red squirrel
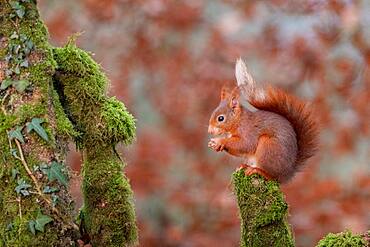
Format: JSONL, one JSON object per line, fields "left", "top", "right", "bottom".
{"left": 208, "top": 59, "right": 318, "bottom": 183}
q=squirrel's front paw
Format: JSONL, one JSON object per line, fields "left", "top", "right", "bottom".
{"left": 208, "top": 138, "right": 225, "bottom": 152}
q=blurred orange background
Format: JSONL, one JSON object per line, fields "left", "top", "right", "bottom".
{"left": 39, "top": 1, "right": 370, "bottom": 246}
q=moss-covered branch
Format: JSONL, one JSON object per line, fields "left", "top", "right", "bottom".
{"left": 232, "top": 170, "right": 295, "bottom": 247}
{"left": 53, "top": 43, "right": 138, "bottom": 246}
{"left": 82, "top": 147, "right": 138, "bottom": 246}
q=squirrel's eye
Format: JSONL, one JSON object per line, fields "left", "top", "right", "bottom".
{"left": 217, "top": 115, "right": 225, "bottom": 122}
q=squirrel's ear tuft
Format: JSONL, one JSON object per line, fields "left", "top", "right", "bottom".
{"left": 230, "top": 87, "right": 240, "bottom": 109}
{"left": 221, "top": 85, "right": 231, "bottom": 100}
{"left": 235, "top": 58, "right": 255, "bottom": 87}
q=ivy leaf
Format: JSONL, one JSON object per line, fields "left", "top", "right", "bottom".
{"left": 41, "top": 161, "right": 68, "bottom": 187}
{"left": 10, "top": 32, "right": 18, "bottom": 39}
{"left": 16, "top": 8, "right": 25, "bottom": 18}
{"left": 28, "top": 212, "right": 53, "bottom": 235}
{"left": 11, "top": 168, "right": 19, "bottom": 180}
{"left": 13, "top": 44, "right": 21, "bottom": 55}
{"left": 10, "top": 2, "right": 26, "bottom": 19}
{"left": 6, "top": 223, "right": 14, "bottom": 231}
{"left": 51, "top": 194, "right": 59, "bottom": 207}
{"left": 10, "top": 1, "right": 21, "bottom": 9}
{"left": 26, "top": 118, "right": 49, "bottom": 141}
{"left": 28, "top": 220, "right": 36, "bottom": 235}
{"left": 34, "top": 212, "right": 53, "bottom": 232}
{"left": 42, "top": 186, "right": 59, "bottom": 194}
{"left": 33, "top": 165, "right": 40, "bottom": 172}
{"left": 26, "top": 40, "right": 33, "bottom": 49}
{"left": 19, "top": 34, "right": 28, "bottom": 42}
{"left": 10, "top": 148, "right": 19, "bottom": 159}
{"left": 8, "top": 126, "right": 25, "bottom": 144}
{"left": 20, "top": 60, "right": 29, "bottom": 68}
{"left": 24, "top": 40, "right": 34, "bottom": 55}
{"left": 40, "top": 163, "right": 48, "bottom": 170}
{"left": 13, "top": 80, "right": 30, "bottom": 93}
{"left": 0, "top": 79, "right": 13, "bottom": 90}
{"left": 14, "top": 66, "right": 20, "bottom": 75}
{"left": 15, "top": 178, "right": 31, "bottom": 196}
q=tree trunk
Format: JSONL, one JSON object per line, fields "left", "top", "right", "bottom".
{"left": 232, "top": 170, "right": 295, "bottom": 247}
{"left": 233, "top": 171, "right": 370, "bottom": 247}
{"left": 0, "top": 1, "right": 138, "bottom": 246}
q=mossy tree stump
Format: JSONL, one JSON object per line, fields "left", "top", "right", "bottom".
{"left": 232, "top": 170, "right": 295, "bottom": 247}
{"left": 0, "top": 1, "right": 138, "bottom": 246}
{"left": 233, "top": 170, "right": 369, "bottom": 247}
{"left": 316, "top": 230, "right": 369, "bottom": 247}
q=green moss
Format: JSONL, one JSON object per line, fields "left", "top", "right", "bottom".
{"left": 0, "top": 48, "right": 6, "bottom": 58}
{"left": 316, "top": 230, "right": 368, "bottom": 247}
{"left": 51, "top": 89, "right": 79, "bottom": 139}
{"left": 53, "top": 43, "right": 138, "bottom": 245}
{"left": 0, "top": 141, "right": 55, "bottom": 246}
{"left": 0, "top": 112, "right": 16, "bottom": 133}
{"left": 53, "top": 44, "right": 122, "bottom": 147}
{"left": 14, "top": 102, "right": 47, "bottom": 124}
{"left": 3, "top": 1, "right": 138, "bottom": 245}
{"left": 53, "top": 45, "right": 107, "bottom": 101}
{"left": 232, "top": 170, "right": 294, "bottom": 247}
{"left": 101, "top": 97, "right": 136, "bottom": 145}
{"left": 1, "top": 1, "right": 78, "bottom": 246}
{"left": 53, "top": 44, "right": 136, "bottom": 147}
{"left": 28, "top": 51, "right": 57, "bottom": 88}
{"left": 82, "top": 147, "right": 138, "bottom": 246}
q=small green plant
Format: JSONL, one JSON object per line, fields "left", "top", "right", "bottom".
{"left": 14, "top": 178, "right": 31, "bottom": 196}
{"left": 8, "top": 126, "right": 24, "bottom": 143}
{"left": 26, "top": 118, "right": 48, "bottom": 141}
{"left": 28, "top": 211, "right": 53, "bottom": 235}
{"left": 40, "top": 162, "right": 68, "bottom": 187}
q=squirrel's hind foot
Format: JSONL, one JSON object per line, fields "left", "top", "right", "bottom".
{"left": 238, "top": 164, "right": 273, "bottom": 181}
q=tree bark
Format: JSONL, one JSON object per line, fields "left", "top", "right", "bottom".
{"left": 232, "top": 170, "right": 295, "bottom": 247}
{"left": 0, "top": 1, "right": 138, "bottom": 246}
{"left": 0, "top": 0, "right": 78, "bottom": 246}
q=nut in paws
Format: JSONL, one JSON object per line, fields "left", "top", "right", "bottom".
{"left": 208, "top": 138, "right": 224, "bottom": 152}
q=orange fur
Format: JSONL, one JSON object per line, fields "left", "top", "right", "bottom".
{"left": 209, "top": 60, "right": 319, "bottom": 183}
{"left": 249, "top": 86, "right": 319, "bottom": 169}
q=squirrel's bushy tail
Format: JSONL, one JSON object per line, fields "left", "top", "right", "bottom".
{"left": 235, "top": 59, "right": 319, "bottom": 168}
{"left": 251, "top": 86, "right": 318, "bottom": 168}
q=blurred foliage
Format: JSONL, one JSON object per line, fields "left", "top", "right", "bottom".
{"left": 39, "top": 0, "right": 369, "bottom": 246}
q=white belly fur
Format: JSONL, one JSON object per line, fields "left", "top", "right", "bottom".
{"left": 243, "top": 155, "right": 258, "bottom": 167}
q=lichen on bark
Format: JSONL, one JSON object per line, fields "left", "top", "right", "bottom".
{"left": 232, "top": 170, "right": 295, "bottom": 247}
